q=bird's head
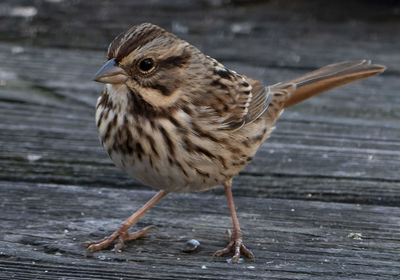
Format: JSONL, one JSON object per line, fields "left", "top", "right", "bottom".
{"left": 94, "top": 23, "right": 204, "bottom": 107}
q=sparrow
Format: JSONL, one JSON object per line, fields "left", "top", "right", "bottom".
{"left": 83, "top": 23, "right": 386, "bottom": 263}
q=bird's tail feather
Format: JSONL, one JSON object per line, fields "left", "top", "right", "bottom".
{"left": 273, "top": 60, "right": 386, "bottom": 108}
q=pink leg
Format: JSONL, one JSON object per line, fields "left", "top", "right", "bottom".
{"left": 214, "top": 180, "right": 254, "bottom": 263}
{"left": 83, "top": 191, "right": 168, "bottom": 253}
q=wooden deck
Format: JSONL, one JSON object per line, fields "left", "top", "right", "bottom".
{"left": 1, "top": 0, "right": 399, "bottom": 279}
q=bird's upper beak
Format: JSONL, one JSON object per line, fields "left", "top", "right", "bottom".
{"left": 93, "top": 58, "right": 128, "bottom": 84}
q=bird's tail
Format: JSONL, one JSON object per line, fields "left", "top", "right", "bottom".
{"left": 272, "top": 60, "right": 386, "bottom": 108}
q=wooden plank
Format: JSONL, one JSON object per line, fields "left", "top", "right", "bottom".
{"left": 1, "top": 182, "right": 400, "bottom": 279}
{"left": 1, "top": 1, "right": 399, "bottom": 72}
{"left": 0, "top": 42, "right": 399, "bottom": 205}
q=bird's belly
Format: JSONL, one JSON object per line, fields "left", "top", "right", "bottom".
{"left": 109, "top": 151, "right": 225, "bottom": 193}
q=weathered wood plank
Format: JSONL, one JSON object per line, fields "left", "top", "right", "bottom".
{"left": 0, "top": 41, "right": 399, "bottom": 205}
{"left": 1, "top": 182, "right": 400, "bottom": 279}
{"left": 1, "top": 0, "right": 399, "bottom": 72}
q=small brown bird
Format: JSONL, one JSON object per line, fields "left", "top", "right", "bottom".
{"left": 84, "top": 23, "right": 385, "bottom": 263}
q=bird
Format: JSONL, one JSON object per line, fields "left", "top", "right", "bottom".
{"left": 83, "top": 22, "right": 386, "bottom": 263}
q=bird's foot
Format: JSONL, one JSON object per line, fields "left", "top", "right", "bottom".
{"left": 213, "top": 229, "right": 254, "bottom": 263}
{"left": 82, "top": 225, "right": 157, "bottom": 254}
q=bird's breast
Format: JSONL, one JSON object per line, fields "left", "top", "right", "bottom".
{"left": 95, "top": 87, "right": 270, "bottom": 193}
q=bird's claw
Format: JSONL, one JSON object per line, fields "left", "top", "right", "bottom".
{"left": 82, "top": 225, "right": 157, "bottom": 254}
{"left": 213, "top": 229, "right": 254, "bottom": 263}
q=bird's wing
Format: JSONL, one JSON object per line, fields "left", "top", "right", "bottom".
{"left": 196, "top": 60, "right": 385, "bottom": 132}
{"left": 197, "top": 59, "right": 271, "bottom": 130}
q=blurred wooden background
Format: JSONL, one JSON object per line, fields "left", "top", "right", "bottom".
{"left": 0, "top": 0, "right": 399, "bottom": 279}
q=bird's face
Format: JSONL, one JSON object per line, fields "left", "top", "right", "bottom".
{"left": 94, "top": 23, "right": 201, "bottom": 107}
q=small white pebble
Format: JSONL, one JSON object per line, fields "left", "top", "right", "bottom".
{"left": 27, "top": 154, "right": 42, "bottom": 162}
{"left": 347, "top": 232, "right": 363, "bottom": 240}
{"left": 247, "top": 265, "right": 255, "bottom": 269}
{"left": 201, "top": 265, "right": 207, "bottom": 269}
{"left": 97, "top": 255, "right": 106, "bottom": 260}
{"left": 291, "top": 208, "right": 295, "bottom": 212}
{"left": 11, "top": 6, "right": 37, "bottom": 17}
{"left": 183, "top": 239, "right": 200, "bottom": 252}
{"left": 11, "top": 46, "right": 24, "bottom": 54}
{"left": 230, "top": 23, "right": 253, "bottom": 34}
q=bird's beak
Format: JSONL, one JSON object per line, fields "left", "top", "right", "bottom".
{"left": 93, "top": 58, "right": 128, "bottom": 84}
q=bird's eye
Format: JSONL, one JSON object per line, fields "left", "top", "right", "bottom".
{"left": 138, "top": 58, "right": 155, "bottom": 73}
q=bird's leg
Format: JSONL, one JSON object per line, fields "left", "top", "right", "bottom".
{"left": 82, "top": 191, "right": 168, "bottom": 253}
{"left": 214, "top": 180, "right": 254, "bottom": 263}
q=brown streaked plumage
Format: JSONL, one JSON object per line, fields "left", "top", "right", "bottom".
{"left": 84, "top": 22, "right": 386, "bottom": 263}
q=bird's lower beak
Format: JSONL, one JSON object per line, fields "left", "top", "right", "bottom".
{"left": 93, "top": 58, "right": 128, "bottom": 84}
